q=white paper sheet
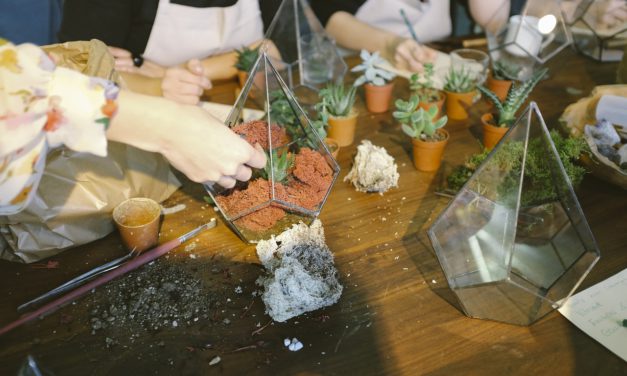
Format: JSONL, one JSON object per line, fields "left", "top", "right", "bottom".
{"left": 558, "top": 268, "right": 627, "bottom": 362}
{"left": 200, "top": 102, "right": 264, "bottom": 123}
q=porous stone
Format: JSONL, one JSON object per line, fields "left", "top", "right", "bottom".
{"left": 344, "top": 140, "right": 399, "bottom": 194}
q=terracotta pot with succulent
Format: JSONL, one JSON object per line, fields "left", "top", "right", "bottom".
{"left": 352, "top": 50, "right": 396, "bottom": 113}
{"left": 478, "top": 68, "right": 548, "bottom": 149}
{"left": 234, "top": 45, "right": 262, "bottom": 97}
{"left": 443, "top": 66, "right": 478, "bottom": 122}
{"left": 394, "top": 94, "right": 449, "bottom": 172}
{"left": 410, "top": 63, "right": 445, "bottom": 119}
{"left": 486, "top": 60, "right": 521, "bottom": 102}
{"left": 309, "top": 111, "right": 339, "bottom": 158}
{"left": 316, "top": 83, "right": 358, "bottom": 147}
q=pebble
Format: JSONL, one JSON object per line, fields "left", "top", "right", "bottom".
{"left": 209, "top": 356, "right": 221, "bottom": 366}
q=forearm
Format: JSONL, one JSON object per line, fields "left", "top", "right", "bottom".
{"left": 106, "top": 90, "right": 182, "bottom": 153}
{"left": 468, "top": 0, "right": 510, "bottom": 33}
{"left": 200, "top": 51, "right": 239, "bottom": 81}
{"left": 326, "top": 11, "right": 402, "bottom": 57}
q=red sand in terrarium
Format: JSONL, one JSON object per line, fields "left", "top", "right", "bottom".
{"left": 232, "top": 120, "right": 288, "bottom": 150}
{"left": 216, "top": 148, "right": 334, "bottom": 233}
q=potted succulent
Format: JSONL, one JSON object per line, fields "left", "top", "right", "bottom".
{"left": 311, "top": 112, "right": 340, "bottom": 159}
{"left": 409, "top": 63, "right": 445, "bottom": 119}
{"left": 393, "top": 94, "right": 449, "bottom": 172}
{"left": 478, "top": 68, "right": 547, "bottom": 149}
{"left": 352, "top": 50, "right": 396, "bottom": 113}
{"left": 486, "top": 60, "right": 522, "bottom": 102}
{"left": 234, "top": 45, "right": 260, "bottom": 87}
{"left": 316, "top": 82, "right": 358, "bottom": 147}
{"left": 443, "top": 66, "right": 478, "bottom": 122}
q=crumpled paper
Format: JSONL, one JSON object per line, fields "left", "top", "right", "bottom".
{"left": 0, "top": 39, "right": 180, "bottom": 263}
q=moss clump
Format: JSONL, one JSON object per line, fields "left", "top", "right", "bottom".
{"left": 448, "top": 130, "right": 588, "bottom": 206}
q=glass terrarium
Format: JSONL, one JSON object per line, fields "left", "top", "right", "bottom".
{"left": 486, "top": 0, "right": 572, "bottom": 79}
{"left": 428, "top": 102, "right": 600, "bottom": 326}
{"left": 263, "top": 0, "right": 347, "bottom": 105}
{"left": 206, "top": 52, "right": 340, "bottom": 243}
{"left": 562, "top": 0, "right": 627, "bottom": 62}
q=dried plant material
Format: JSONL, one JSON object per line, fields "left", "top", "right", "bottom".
{"left": 255, "top": 220, "right": 342, "bottom": 322}
{"left": 344, "top": 140, "right": 399, "bottom": 194}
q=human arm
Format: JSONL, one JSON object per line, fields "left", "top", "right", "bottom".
{"left": 0, "top": 40, "right": 264, "bottom": 214}
{"left": 468, "top": 0, "right": 510, "bottom": 34}
{"left": 325, "top": 11, "right": 437, "bottom": 71}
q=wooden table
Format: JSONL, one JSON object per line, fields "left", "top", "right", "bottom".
{"left": 1, "top": 48, "right": 626, "bottom": 375}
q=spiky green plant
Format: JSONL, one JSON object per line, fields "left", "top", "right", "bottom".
{"left": 260, "top": 149, "right": 294, "bottom": 184}
{"left": 478, "top": 68, "right": 548, "bottom": 127}
{"left": 393, "top": 94, "right": 448, "bottom": 140}
{"left": 234, "top": 45, "right": 260, "bottom": 72}
{"left": 409, "top": 63, "right": 440, "bottom": 103}
{"left": 269, "top": 90, "right": 297, "bottom": 127}
{"left": 492, "top": 59, "right": 521, "bottom": 81}
{"left": 444, "top": 66, "right": 476, "bottom": 93}
{"left": 316, "top": 83, "right": 357, "bottom": 117}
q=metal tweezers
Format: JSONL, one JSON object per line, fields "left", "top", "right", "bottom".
{"left": 17, "top": 249, "right": 139, "bottom": 313}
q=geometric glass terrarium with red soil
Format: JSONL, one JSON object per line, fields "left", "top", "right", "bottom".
{"left": 205, "top": 52, "right": 340, "bottom": 243}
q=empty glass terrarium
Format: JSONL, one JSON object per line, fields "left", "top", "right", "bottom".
{"left": 263, "top": 0, "right": 347, "bottom": 104}
{"left": 428, "top": 102, "right": 600, "bottom": 326}
{"left": 562, "top": 0, "right": 627, "bottom": 62}
{"left": 206, "top": 52, "right": 340, "bottom": 243}
{"left": 485, "top": 0, "right": 572, "bottom": 79}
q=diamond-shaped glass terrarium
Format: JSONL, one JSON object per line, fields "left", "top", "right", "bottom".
{"left": 263, "top": 0, "right": 347, "bottom": 105}
{"left": 206, "top": 52, "right": 340, "bottom": 243}
{"left": 562, "top": 0, "right": 627, "bottom": 62}
{"left": 486, "top": 0, "right": 572, "bottom": 79}
{"left": 428, "top": 102, "right": 600, "bottom": 326}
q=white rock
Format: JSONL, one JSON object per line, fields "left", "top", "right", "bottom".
{"left": 344, "top": 140, "right": 399, "bottom": 194}
{"left": 255, "top": 220, "right": 343, "bottom": 322}
{"left": 209, "top": 356, "right": 221, "bottom": 366}
{"left": 284, "top": 338, "right": 291, "bottom": 347}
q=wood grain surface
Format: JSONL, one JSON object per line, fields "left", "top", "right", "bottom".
{"left": 0, "top": 48, "right": 626, "bottom": 376}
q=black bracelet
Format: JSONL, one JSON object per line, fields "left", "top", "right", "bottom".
{"left": 132, "top": 54, "right": 144, "bottom": 68}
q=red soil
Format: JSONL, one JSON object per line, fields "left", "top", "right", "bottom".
{"left": 232, "top": 120, "right": 288, "bottom": 150}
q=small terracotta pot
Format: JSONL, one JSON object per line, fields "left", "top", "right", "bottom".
{"left": 324, "top": 137, "right": 340, "bottom": 159}
{"left": 411, "top": 129, "right": 449, "bottom": 172}
{"left": 112, "top": 198, "right": 162, "bottom": 252}
{"left": 486, "top": 74, "right": 513, "bottom": 102}
{"left": 327, "top": 111, "right": 358, "bottom": 147}
{"left": 481, "top": 113, "right": 509, "bottom": 150}
{"left": 237, "top": 70, "right": 264, "bottom": 99}
{"left": 418, "top": 91, "right": 446, "bottom": 120}
{"left": 445, "top": 90, "right": 476, "bottom": 121}
{"left": 364, "top": 82, "right": 394, "bottom": 113}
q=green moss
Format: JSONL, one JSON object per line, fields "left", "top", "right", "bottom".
{"left": 447, "top": 130, "right": 588, "bottom": 206}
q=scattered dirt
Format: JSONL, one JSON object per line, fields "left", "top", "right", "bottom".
{"left": 232, "top": 120, "right": 288, "bottom": 150}
{"left": 86, "top": 259, "right": 221, "bottom": 346}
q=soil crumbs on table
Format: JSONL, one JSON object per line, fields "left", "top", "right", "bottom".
{"left": 85, "top": 258, "right": 222, "bottom": 348}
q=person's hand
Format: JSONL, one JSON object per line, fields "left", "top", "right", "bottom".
{"left": 161, "top": 59, "right": 212, "bottom": 105}
{"left": 108, "top": 46, "right": 166, "bottom": 78}
{"left": 161, "top": 107, "right": 266, "bottom": 188}
{"left": 394, "top": 39, "right": 438, "bottom": 72}
{"left": 597, "top": 0, "right": 627, "bottom": 30}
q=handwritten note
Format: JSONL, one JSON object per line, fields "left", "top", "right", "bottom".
{"left": 558, "top": 268, "right": 627, "bottom": 361}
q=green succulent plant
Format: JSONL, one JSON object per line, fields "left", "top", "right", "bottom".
{"left": 269, "top": 90, "right": 297, "bottom": 127}
{"left": 234, "top": 45, "right": 260, "bottom": 72}
{"left": 260, "top": 149, "right": 294, "bottom": 184}
{"left": 478, "top": 68, "right": 548, "bottom": 127}
{"left": 492, "top": 59, "right": 522, "bottom": 81}
{"left": 443, "top": 66, "right": 476, "bottom": 93}
{"left": 316, "top": 83, "right": 357, "bottom": 118}
{"left": 393, "top": 94, "right": 448, "bottom": 140}
{"left": 409, "top": 63, "right": 440, "bottom": 103}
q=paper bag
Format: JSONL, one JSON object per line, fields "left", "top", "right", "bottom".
{"left": 0, "top": 143, "right": 180, "bottom": 263}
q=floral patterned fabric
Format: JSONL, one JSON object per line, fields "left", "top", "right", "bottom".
{"left": 0, "top": 39, "right": 119, "bottom": 215}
